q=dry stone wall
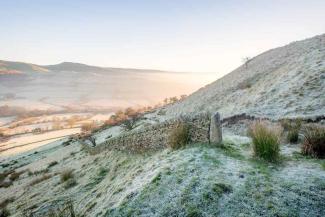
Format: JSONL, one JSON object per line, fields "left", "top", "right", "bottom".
{"left": 88, "top": 113, "right": 211, "bottom": 154}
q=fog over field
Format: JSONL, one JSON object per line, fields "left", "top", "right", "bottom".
{"left": 0, "top": 61, "right": 215, "bottom": 112}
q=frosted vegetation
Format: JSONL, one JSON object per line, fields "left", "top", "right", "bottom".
{"left": 1, "top": 132, "right": 324, "bottom": 216}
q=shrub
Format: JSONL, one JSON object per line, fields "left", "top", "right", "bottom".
{"left": 60, "top": 170, "right": 74, "bottom": 183}
{"left": 248, "top": 122, "right": 281, "bottom": 162}
{"left": 81, "top": 122, "right": 97, "bottom": 132}
{"left": 168, "top": 123, "right": 190, "bottom": 150}
{"left": 281, "top": 118, "right": 302, "bottom": 143}
{"left": 287, "top": 129, "right": 299, "bottom": 143}
{"left": 121, "top": 116, "right": 139, "bottom": 131}
{"left": 302, "top": 126, "right": 325, "bottom": 158}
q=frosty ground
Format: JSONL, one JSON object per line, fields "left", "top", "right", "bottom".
{"left": 1, "top": 124, "right": 324, "bottom": 217}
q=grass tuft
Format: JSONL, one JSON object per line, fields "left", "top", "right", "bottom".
{"left": 60, "top": 169, "right": 77, "bottom": 189}
{"left": 287, "top": 130, "right": 299, "bottom": 143}
{"left": 281, "top": 119, "right": 302, "bottom": 143}
{"left": 302, "top": 125, "right": 325, "bottom": 158}
{"left": 168, "top": 123, "right": 190, "bottom": 150}
{"left": 248, "top": 122, "right": 282, "bottom": 162}
{"left": 60, "top": 169, "right": 74, "bottom": 183}
{"left": 212, "top": 183, "right": 233, "bottom": 195}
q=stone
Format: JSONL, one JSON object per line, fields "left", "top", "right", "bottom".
{"left": 209, "top": 112, "right": 222, "bottom": 145}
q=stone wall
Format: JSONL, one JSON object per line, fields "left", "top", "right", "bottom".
{"left": 87, "top": 113, "right": 210, "bottom": 154}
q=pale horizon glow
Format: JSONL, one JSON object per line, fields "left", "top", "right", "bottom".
{"left": 1, "top": 0, "right": 325, "bottom": 77}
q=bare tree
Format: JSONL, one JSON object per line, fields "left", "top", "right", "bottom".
{"left": 242, "top": 57, "right": 251, "bottom": 68}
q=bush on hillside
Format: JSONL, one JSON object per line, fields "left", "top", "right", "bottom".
{"left": 281, "top": 118, "right": 302, "bottom": 143}
{"left": 287, "top": 129, "right": 299, "bottom": 143}
{"left": 60, "top": 169, "right": 74, "bottom": 183}
{"left": 248, "top": 122, "right": 282, "bottom": 162}
{"left": 302, "top": 125, "right": 325, "bottom": 158}
{"left": 168, "top": 123, "right": 190, "bottom": 150}
{"left": 81, "top": 122, "right": 97, "bottom": 133}
{"left": 121, "top": 115, "right": 139, "bottom": 131}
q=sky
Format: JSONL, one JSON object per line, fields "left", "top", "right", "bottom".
{"left": 1, "top": 0, "right": 325, "bottom": 76}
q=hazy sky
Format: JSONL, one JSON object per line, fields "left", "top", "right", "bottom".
{"left": 1, "top": 0, "right": 325, "bottom": 76}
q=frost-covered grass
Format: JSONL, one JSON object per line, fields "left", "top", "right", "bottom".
{"left": 2, "top": 135, "right": 325, "bottom": 217}
{"left": 248, "top": 122, "right": 281, "bottom": 162}
{"left": 168, "top": 123, "right": 190, "bottom": 150}
{"left": 105, "top": 143, "right": 325, "bottom": 217}
{"left": 302, "top": 125, "right": 325, "bottom": 158}
{"left": 105, "top": 144, "right": 248, "bottom": 217}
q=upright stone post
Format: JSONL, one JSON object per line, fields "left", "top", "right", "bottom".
{"left": 209, "top": 112, "right": 222, "bottom": 145}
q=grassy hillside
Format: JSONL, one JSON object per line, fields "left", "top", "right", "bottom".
{"left": 165, "top": 34, "right": 325, "bottom": 119}
{"left": 1, "top": 133, "right": 324, "bottom": 217}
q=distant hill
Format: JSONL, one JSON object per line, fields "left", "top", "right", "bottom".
{"left": 0, "top": 60, "right": 49, "bottom": 74}
{"left": 44, "top": 62, "right": 107, "bottom": 73}
{"left": 0, "top": 60, "right": 171, "bottom": 74}
{"left": 165, "top": 33, "right": 325, "bottom": 119}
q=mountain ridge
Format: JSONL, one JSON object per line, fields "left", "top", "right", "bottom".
{"left": 0, "top": 60, "right": 182, "bottom": 74}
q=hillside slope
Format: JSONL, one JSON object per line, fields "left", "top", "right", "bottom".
{"left": 1, "top": 134, "right": 324, "bottom": 217}
{"left": 166, "top": 34, "right": 325, "bottom": 119}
